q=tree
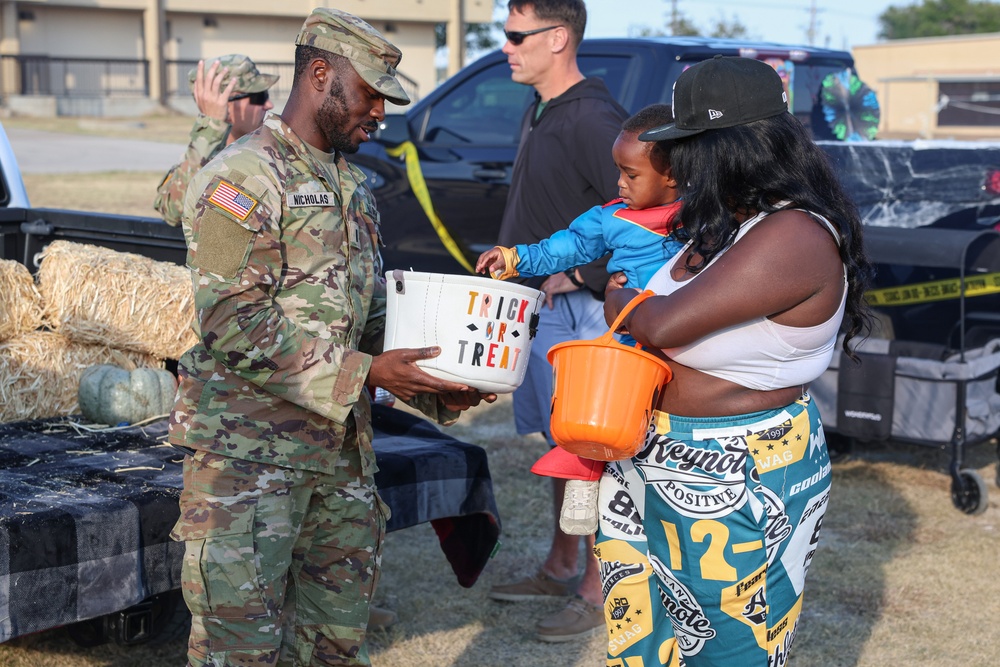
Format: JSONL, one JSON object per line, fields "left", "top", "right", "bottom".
{"left": 629, "top": 16, "right": 700, "bottom": 37}
{"left": 878, "top": 0, "right": 1000, "bottom": 39}
{"left": 628, "top": 9, "right": 748, "bottom": 38}
{"left": 710, "top": 13, "right": 751, "bottom": 39}
{"left": 435, "top": 21, "right": 503, "bottom": 52}
{"left": 435, "top": 0, "right": 504, "bottom": 52}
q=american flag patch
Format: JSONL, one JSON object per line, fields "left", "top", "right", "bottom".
{"left": 208, "top": 180, "right": 258, "bottom": 220}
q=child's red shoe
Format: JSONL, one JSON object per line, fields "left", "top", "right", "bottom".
{"left": 530, "top": 447, "right": 604, "bottom": 481}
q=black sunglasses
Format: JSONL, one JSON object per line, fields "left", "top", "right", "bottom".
{"left": 229, "top": 90, "right": 269, "bottom": 106}
{"left": 504, "top": 25, "right": 560, "bottom": 46}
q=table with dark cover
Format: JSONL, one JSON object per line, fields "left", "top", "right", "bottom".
{"left": 0, "top": 405, "right": 500, "bottom": 642}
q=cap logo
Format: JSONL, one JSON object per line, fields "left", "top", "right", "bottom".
{"left": 708, "top": 109, "right": 724, "bottom": 121}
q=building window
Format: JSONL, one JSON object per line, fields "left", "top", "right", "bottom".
{"left": 938, "top": 81, "right": 1000, "bottom": 127}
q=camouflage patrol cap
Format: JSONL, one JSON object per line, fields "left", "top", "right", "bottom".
{"left": 187, "top": 54, "right": 278, "bottom": 96}
{"left": 295, "top": 8, "right": 410, "bottom": 106}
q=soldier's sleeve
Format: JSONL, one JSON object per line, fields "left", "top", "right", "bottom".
{"left": 359, "top": 273, "right": 386, "bottom": 357}
{"left": 184, "top": 167, "right": 373, "bottom": 425}
{"left": 154, "top": 114, "right": 231, "bottom": 227}
{"left": 359, "top": 188, "right": 387, "bottom": 357}
{"left": 404, "top": 394, "right": 462, "bottom": 426}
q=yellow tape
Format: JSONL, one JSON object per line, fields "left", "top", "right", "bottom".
{"left": 385, "top": 141, "right": 476, "bottom": 274}
{"left": 865, "top": 271, "right": 1000, "bottom": 306}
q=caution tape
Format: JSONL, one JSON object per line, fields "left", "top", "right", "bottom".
{"left": 385, "top": 141, "right": 476, "bottom": 274}
{"left": 865, "top": 271, "right": 1000, "bottom": 306}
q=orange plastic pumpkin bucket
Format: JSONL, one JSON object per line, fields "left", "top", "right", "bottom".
{"left": 547, "top": 290, "right": 672, "bottom": 461}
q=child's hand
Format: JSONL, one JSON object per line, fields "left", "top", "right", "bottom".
{"left": 476, "top": 246, "right": 520, "bottom": 280}
{"left": 475, "top": 247, "right": 505, "bottom": 276}
{"left": 604, "top": 271, "right": 628, "bottom": 296}
{"left": 604, "top": 287, "right": 640, "bottom": 332}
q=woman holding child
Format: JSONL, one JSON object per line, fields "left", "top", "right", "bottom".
{"left": 596, "top": 56, "right": 871, "bottom": 666}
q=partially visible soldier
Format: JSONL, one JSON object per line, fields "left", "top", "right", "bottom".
{"left": 168, "top": 8, "right": 492, "bottom": 667}
{"left": 153, "top": 54, "right": 277, "bottom": 230}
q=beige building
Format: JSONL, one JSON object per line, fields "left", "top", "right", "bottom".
{"left": 854, "top": 32, "right": 1000, "bottom": 140}
{"left": 0, "top": 0, "right": 493, "bottom": 116}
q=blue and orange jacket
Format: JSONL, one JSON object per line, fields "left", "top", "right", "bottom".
{"left": 513, "top": 198, "right": 684, "bottom": 290}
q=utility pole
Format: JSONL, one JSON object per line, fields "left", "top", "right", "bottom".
{"left": 670, "top": 0, "right": 679, "bottom": 36}
{"left": 806, "top": 0, "right": 820, "bottom": 46}
{"left": 447, "top": 0, "right": 465, "bottom": 77}
{"left": 144, "top": 0, "right": 166, "bottom": 107}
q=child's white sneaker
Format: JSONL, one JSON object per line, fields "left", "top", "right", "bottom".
{"left": 560, "top": 479, "right": 599, "bottom": 535}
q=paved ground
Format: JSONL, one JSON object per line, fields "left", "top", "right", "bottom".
{"left": 6, "top": 128, "right": 184, "bottom": 174}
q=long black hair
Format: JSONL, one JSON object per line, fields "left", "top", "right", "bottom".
{"left": 667, "top": 112, "right": 872, "bottom": 353}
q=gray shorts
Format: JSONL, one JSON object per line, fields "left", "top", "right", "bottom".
{"left": 513, "top": 289, "right": 607, "bottom": 446}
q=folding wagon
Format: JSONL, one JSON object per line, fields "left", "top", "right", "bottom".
{"left": 811, "top": 226, "right": 1000, "bottom": 514}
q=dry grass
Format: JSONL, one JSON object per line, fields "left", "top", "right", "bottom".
{"left": 10, "top": 112, "right": 194, "bottom": 217}
{"left": 2, "top": 114, "right": 195, "bottom": 144}
{"left": 21, "top": 171, "right": 167, "bottom": 217}
{"left": 1, "top": 122, "right": 998, "bottom": 665}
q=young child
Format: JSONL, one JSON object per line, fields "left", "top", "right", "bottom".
{"left": 476, "top": 104, "right": 683, "bottom": 535}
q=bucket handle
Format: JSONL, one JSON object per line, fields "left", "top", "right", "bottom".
{"left": 597, "top": 289, "right": 657, "bottom": 346}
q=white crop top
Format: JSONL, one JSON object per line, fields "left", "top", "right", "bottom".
{"left": 644, "top": 206, "right": 847, "bottom": 391}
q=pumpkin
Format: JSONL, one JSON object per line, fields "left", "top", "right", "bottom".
{"left": 77, "top": 364, "right": 177, "bottom": 425}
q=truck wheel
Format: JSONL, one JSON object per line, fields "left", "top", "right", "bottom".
{"left": 826, "top": 433, "right": 853, "bottom": 463}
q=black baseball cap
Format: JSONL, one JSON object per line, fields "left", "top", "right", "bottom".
{"left": 640, "top": 55, "right": 789, "bottom": 142}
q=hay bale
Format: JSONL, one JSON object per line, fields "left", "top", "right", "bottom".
{"left": 0, "top": 331, "right": 162, "bottom": 423}
{"left": 38, "top": 240, "right": 198, "bottom": 360}
{"left": 0, "top": 259, "right": 44, "bottom": 343}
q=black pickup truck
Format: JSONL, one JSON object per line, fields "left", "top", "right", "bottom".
{"left": 353, "top": 36, "right": 1000, "bottom": 279}
{"left": 351, "top": 36, "right": 1000, "bottom": 514}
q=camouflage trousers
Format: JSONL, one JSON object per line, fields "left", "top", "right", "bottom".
{"left": 170, "top": 443, "right": 388, "bottom": 667}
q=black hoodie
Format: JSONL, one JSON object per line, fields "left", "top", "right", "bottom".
{"left": 497, "top": 77, "right": 628, "bottom": 293}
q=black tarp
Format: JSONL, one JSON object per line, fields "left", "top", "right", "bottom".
{"left": 0, "top": 405, "right": 500, "bottom": 641}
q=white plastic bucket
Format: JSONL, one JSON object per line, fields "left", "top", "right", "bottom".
{"left": 384, "top": 269, "right": 544, "bottom": 393}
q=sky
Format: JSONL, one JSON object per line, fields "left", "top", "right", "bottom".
{"left": 517, "top": 0, "right": 905, "bottom": 53}
{"left": 458, "top": 0, "right": 906, "bottom": 68}
{"left": 581, "top": 0, "right": 899, "bottom": 51}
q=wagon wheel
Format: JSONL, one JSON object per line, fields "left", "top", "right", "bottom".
{"left": 826, "top": 433, "right": 853, "bottom": 463}
{"left": 996, "top": 441, "right": 1000, "bottom": 487}
{"left": 951, "top": 468, "right": 989, "bottom": 515}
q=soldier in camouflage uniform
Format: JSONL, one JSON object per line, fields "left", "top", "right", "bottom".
{"left": 154, "top": 54, "right": 278, "bottom": 231}
{"left": 168, "top": 9, "right": 491, "bottom": 666}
